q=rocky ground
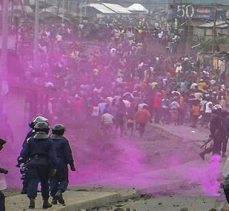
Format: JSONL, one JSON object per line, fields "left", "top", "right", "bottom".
{"left": 93, "top": 195, "right": 222, "bottom": 211}
{"left": 5, "top": 122, "right": 228, "bottom": 211}
{"left": 86, "top": 123, "right": 227, "bottom": 211}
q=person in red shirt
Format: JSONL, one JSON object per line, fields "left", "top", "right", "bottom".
{"left": 152, "top": 92, "right": 162, "bottom": 123}
{"left": 135, "top": 106, "right": 151, "bottom": 137}
{"left": 191, "top": 100, "right": 201, "bottom": 128}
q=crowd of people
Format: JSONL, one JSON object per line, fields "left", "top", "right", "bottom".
{"left": 13, "top": 16, "right": 228, "bottom": 136}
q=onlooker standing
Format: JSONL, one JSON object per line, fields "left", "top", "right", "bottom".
{"left": 161, "top": 96, "right": 170, "bottom": 124}
{"left": 135, "top": 105, "right": 151, "bottom": 137}
{"left": 115, "top": 99, "right": 127, "bottom": 137}
{"left": 101, "top": 110, "right": 115, "bottom": 138}
{"left": 191, "top": 100, "right": 201, "bottom": 128}
{"left": 152, "top": 92, "right": 162, "bottom": 124}
{"left": 169, "top": 99, "right": 180, "bottom": 125}
{"left": 202, "top": 101, "right": 213, "bottom": 128}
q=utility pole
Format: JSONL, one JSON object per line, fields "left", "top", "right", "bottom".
{"left": 84, "top": 0, "right": 88, "bottom": 18}
{"left": 62, "top": 0, "right": 64, "bottom": 22}
{"left": 212, "top": 5, "right": 217, "bottom": 71}
{"left": 212, "top": 5, "right": 217, "bottom": 55}
{"left": 0, "top": 0, "right": 9, "bottom": 98}
{"left": 1, "top": 0, "right": 9, "bottom": 74}
{"left": 34, "top": 0, "right": 39, "bottom": 67}
{"left": 67, "top": 0, "right": 70, "bottom": 15}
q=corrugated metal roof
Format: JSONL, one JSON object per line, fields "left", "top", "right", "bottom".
{"left": 128, "top": 3, "right": 148, "bottom": 12}
{"left": 198, "top": 20, "right": 229, "bottom": 27}
{"left": 88, "top": 3, "right": 116, "bottom": 14}
{"left": 102, "top": 3, "right": 132, "bottom": 14}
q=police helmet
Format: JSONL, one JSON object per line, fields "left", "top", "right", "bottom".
{"left": 212, "top": 104, "right": 222, "bottom": 114}
{"left": 34, "top": 122, "right": 49, "bottom": 133}
{"left": 212, "top": 104, "right": 222, "bottom": 110}
{"left": 52, "top": 124, "right": 65, "bottom": 136}
{"left": 29, "top": 115, "right": 48, "bottom": 128}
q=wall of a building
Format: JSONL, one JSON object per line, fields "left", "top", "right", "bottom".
{"left": 168, "top": 0, "right": 229, "bottom": 5}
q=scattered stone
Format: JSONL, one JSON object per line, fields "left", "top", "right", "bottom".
{"left": 113, "top": 208, "right": 125, "bottom": 211}
{"left": 209, "top": 209, "right": 217, "bottom": 211}
{"left": 115, "top": 204, "right": 124, "bottom": 208}
{"left": 158, "top": 202, "right": 162, "bottom": 205}
{"left": 180, "top": 208, "right": 188, "bottom": 211}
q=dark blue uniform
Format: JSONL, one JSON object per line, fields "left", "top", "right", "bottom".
{"left": 19, "top": 129, "right": 36, "bottom": 194}
{"left": 23, "top": 129, "right": 36, "bottom": 147}
{"left": 210, "top": 113, "right": 225, "bottom": 155}
{"left": 49, "top": 134, "right": 74, "bottom": 197}
{"left": 19, "top": 132, "right": 57, "bottom": 200}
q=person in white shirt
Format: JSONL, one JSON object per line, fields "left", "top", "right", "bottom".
{"left": 203, "top": 101, "right": 213, "bottom": 127}
{"left": 101, "top": 112, "right": 114, "bottom": 126}
{"left": 101, "top": 110, "right": 114, "bottom": 137}
{"left": 205, "top": 101, "right": 213, "bottom": 114}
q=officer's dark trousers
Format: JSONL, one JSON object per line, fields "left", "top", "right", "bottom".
{"left": 27, "top": 165, "right": 50, "bottom": 200}
{"left": 222, "top": 137, "right": 228, "bottom": 156}
{"left": 0, "top": 191, "right": 5, "bottom": 211}
{"left": 224, "top": 187, "right": 229, "bottom": 203}
{"left": 212, "top": 137, "right": 222, "bottom": 155}
{"left": 50, "top": 165, "right": 68, "bottom": 197}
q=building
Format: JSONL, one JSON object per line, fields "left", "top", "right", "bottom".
{"left": 168, "top": 0, "right": 229, "bottom": 5}
{"left": 194, "top": 20, "right": 229, "bottom": 39}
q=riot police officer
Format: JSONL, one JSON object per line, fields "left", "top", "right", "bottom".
{"left": 19, "top": 115, "right": 49, "bottom": 194}
{"left": 199, "top": 105, "right": 226, "bottom": 159}
{"left": 210, "top": 105, "right": 226, "bottom": 155}
{"left": 0, "top": 138, "right": 8, "bottom": 211}
{"left": 23, "top": 116, "right": 49, "bottom": 147}
{"left": 222, "top": 109, "right": 229, "bottom": 157}
{"left": 49, "top": 124, "right": 76, "bottom": 205}
{"left": 18, "top": 122, "right": 57, "bottom": 209}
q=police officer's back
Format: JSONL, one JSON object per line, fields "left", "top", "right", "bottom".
{"left": 49, "top": 124, "right": 75, "bottom": 205}
{"left": 222, "top": 109, "right": 229, "bottom": 157}
{"left": 19, "top": 115, "right": 49, "bottom": 194}
{"left": 210, "top": 106, "right": 225, "bottom": 155}
{"left": 19, "top": 122, "right": 57, "bottom": 209}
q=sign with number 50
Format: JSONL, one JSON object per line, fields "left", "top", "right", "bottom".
{"left": 177, "top": 4, "right": 195, "bottom": 19}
